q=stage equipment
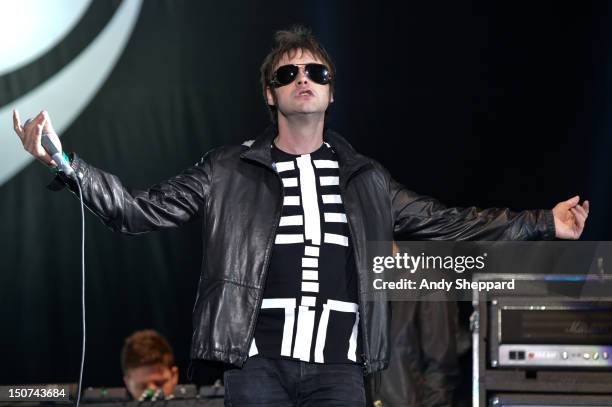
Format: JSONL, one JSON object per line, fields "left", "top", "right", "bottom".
{"left": 489, "top": 393, "right": 612, "bottom": 406}
{"left": 471, "top": 274, "right": 612, "bottom": 407}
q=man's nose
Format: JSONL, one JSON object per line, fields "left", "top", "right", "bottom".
{"left": 296, "top": 67, "right": 308, "bottom": 85}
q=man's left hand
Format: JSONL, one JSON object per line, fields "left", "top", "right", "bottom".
{"left": 552, "top": 196, "right": 589, "bottom": 239}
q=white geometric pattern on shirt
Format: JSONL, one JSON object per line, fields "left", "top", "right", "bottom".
{"left": 251, "top": 150, "right": 358, "bottom": 363}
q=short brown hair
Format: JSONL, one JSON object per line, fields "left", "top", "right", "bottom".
{"left": 260, "top": 25, "right": 336, "bottom": 121}
{"left": 120, "top": 330, "right": 175, "bottom": 374}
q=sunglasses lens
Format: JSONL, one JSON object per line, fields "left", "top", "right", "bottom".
{"left": 273, "top": 65, "right": 299, "bottom": 86}
{"left": 271, "top": 64, "right": 331, "bottom": 87}
{"left": 305, "top": 64, "right": 331, "bottom": 85}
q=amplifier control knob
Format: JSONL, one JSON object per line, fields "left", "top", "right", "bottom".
{"left": 583, "top": 353, "right": 591, "bottom": 360}
{"left": 603, "top": 352, "right": 609, "bottom": 360}
{"left": 594, "top": 352, "right": 600, "bottom": 360}
{"left": 562, "top": 351, "right": 568, "bottom": 360}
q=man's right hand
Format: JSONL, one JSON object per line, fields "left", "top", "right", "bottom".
{"left": 12, "top": 109, "right": 62, "bottom": 168}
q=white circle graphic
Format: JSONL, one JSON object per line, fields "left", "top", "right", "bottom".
{"left": 0, "top": 0, "right": 92, "bottom": 75}
{"left": 0, "top": 0, "right": 143, "bottom": 186}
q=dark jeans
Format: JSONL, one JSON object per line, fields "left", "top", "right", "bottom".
{"left": 223, "top": 356, "right": 366, "bottom": 406}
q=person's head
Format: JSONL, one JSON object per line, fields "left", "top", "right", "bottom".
{"left": 120, "top": 329, "right": 178, "bottom": 399}
{"left": 260, "top": 25, "right": 336, "bottom": 123}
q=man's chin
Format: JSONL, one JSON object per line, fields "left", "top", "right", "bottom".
{"left": 281, "top": 109, "right": 326, "bottom": 118}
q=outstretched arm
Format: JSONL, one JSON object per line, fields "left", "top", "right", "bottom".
{"left": 391, "top": 177, "right": 588, "bottom": 241}
{"left": 12, "top": 109, "right": 212, "bottom": 234}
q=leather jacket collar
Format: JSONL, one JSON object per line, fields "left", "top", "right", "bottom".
{"left": 240, "top": 125, "right": 372, "bottom": 187}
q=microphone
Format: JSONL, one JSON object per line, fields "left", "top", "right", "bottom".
{"left": 23, "top": 117, "right": 75, "bottom": 178}
{"left": 41, "top": 133, "right": 75, "bottom": 178}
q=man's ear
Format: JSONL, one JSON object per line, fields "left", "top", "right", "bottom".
{"left": 266, "top": 86, "right": 276, "bottom": 106}
{"left": 330, "top": 92, "right": 334, "bottom": 104}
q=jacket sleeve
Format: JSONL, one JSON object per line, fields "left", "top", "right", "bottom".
{"left": 57, "top": 152, "right": 213, "bottom": 235}
{"left": 390, "top": 177, "right": 556, "bottom": 241}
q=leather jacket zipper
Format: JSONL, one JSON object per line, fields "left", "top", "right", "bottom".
{"left": 339, "top": 173, "right": 372, "bottom": 374}
{"left": 243, "top": 165, "right": 285, "bottom": 361}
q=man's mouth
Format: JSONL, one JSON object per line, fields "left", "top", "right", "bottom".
{"left": 296, "top": 90, "right": 314, "bottom": 97}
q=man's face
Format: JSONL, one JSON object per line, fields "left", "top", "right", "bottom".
{"left": 123, "top": 363, "right": 178, "bottom": 399}
{"left": 266, "top": 49, "right": 334, "bottom": 119}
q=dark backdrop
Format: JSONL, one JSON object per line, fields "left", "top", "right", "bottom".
{"left": 1, "top": 0, "right": 610, "bottom": 395}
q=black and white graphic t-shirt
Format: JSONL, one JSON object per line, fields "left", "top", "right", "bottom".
{"left": 249, "top": 142, "right": 361, "bottom": 364}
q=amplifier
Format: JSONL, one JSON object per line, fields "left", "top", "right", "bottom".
{"left": 489, "top": 393, "right": 612, "bottom": 406}
{"left": 490, "top": 298, "right": 612, "bottom": 368}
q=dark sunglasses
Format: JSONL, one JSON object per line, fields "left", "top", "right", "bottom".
{"left": 269, "top": 63, "right": 332, "bottom": 87}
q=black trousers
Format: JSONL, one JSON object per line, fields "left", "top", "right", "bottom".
{"left": 223, "top": 356, "right": 366, "bottom": 406}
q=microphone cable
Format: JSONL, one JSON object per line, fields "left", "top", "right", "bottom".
{"left": 26, "top": 123, "right": 87, "bottom": 406}
{"left": 74, "top": 177, "right": 85, "bottom": 407}
{"left": 39, "top": 131, "right": 86, "bottom": 406}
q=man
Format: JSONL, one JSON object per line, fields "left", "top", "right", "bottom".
{"left": 13, "top": 26, "right": 588, "bottom": 406}
{"left": 121, "top": 329, "right": 179, "bottom": 400}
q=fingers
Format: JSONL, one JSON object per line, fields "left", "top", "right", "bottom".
{"left": 572, "top": 205, "right": 587, "bottom": 220}
{"left": 565, "top": 195, "right": 580, "bottom": 207}
{"left": 555, "top": 195, "right": 579, "bottom": 211}
{"left": 575, "top": 204, "right": 587, "bottom": 217}
{"left": 41, "top": 110, "right": 55, "bottom": 134}
{"left": 13, "top": 109, "right": 58, "bottom": 167}
{"left": 25, "top": 112, "right": 54, "bottom": 166}
{"left": 35, "top": 117, "right": 53, "bottom": 165}
{"left": 28, "top": 117, "right": 43, "bottom": 153}
{"left": 560, "top": 196, "right": 590, "bottom": 214}
{"left": 23, "top": 113, "right": 45, "bottom": 153}
{"left": 570, "top": 207, "right": 586, "bottom": 230}
{"left": 23, "top": 111, "right": 44, "bottom": 141}
{"left": 567, "top": 197, "right": 589, "bottom": 217}
{"left": 12, "top": 109, "right": 24, "bottom": 140}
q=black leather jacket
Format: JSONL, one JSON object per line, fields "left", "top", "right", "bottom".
{"left": 62, "top": 127, "right": 555, "bottom": 374}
